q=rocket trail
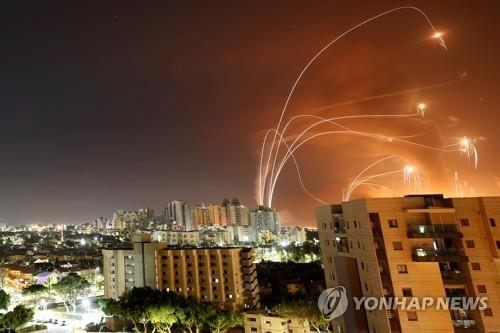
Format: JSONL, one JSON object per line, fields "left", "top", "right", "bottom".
{"left": 307, "top": 79, "right": 459, "bottom": 116}
{"left": 344, "top": 155, "right": 395, "bottom": 200}
{"left": 264, "top": 129, "right": 329, "bottom": 205}
{"left": 266, "top": 111, "right": 421, "bottom": 206}
{"left": 259, "top": 6, "right": 446, "bottom": 206}
{"left": 267, "top": 128, "right": 468, "bottom": 207}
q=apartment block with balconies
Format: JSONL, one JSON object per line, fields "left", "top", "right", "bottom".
{"left": 155, "top": 247, "right": 259, "bottom": 310}
{"left": 316, "top": 194, "right": 500, "bottom": 333}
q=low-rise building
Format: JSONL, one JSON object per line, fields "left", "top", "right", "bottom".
{"left": 151, "top": 230, "right": 200, "bottom": 246}
{"left": 243, "top": 310, "right": 309, "bottom": 333}
{"left": 231, "top": 225, "right": 257, "bottom": 243}
{"left": 279, "top": 226, "right": 307, "bottom": 245}
{"left": 199, "top": 225, "right": 233, "bottom": 246}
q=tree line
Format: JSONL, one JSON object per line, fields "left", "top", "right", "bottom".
{"left": 0, "top": 288, "right": 34, "bottom": 332}
{"left": 99, "top": 287, "right": 243, "bottom": 333}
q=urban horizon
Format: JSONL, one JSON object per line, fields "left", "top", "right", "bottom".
{"left": 2, "top": 1, "right": 500, "bottom": 227}
{"left": 1, "top": 2, "right": 499, "bottom": 333}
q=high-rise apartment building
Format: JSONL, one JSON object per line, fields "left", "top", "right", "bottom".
{"left": 92, "top": 217, "right": 110, "bottom": 232}
{"left": 102, "top": 247, "right": 134, "bottom": 299}
{"left": 138, "top": 208, "right": 155, "bottom": 228}
{"left": 208, "top": 204, "right": 223, "bottom": 226}
{"left": 221, "top": 198, "right": 250, "bottom": 226}
{"left": 191, "top": 204, "right": 211, "bottom": 229}
{"left": 155, "top": 247, "right": 259, "bottom": 310}
{"left": 111, "top": 210, "right": 142, "bottom": 230}
{"left": 102, "top": 234, "right": 164, "bottom": 299}
{"left": 103, "top": 234, "right": 260, "bottom": 310}
{"left": 166, "top": 200, "right": 193, "bottom": 231}
{"left": 250, "top": 206, "right": 280, "bottom": 233}
{"left": 316, "top": 195, "right": 500, "bottom": 333}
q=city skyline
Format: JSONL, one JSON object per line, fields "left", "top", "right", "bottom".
{"left": 1, "top": 1, "right": 500, "bottom": 227}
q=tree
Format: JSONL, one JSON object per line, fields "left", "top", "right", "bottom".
{"left": 0, "top": 289, "right": 10, "bottom": 310}
{"left": 53, "top": 273, "right": 90, "bottom": 313}
{"left": 100, "top": 287, "right": 166, "bottom": 333}
{"left": 182, "top": 303, "right": 209, "bottom": 333}
{"left": 0, "top": 304, "right": 34, "bottom": 331}
{"left": 207, "top": 308, "right": 243, "bottom": 333}
{"left": 148, "top": 304, "right": 183, "bottom": 333}
{"left": 273, "top": 298, "right": 332, "bottom": 333}
{"left": 23, "top": 284, "right": 48, "bottom": 308}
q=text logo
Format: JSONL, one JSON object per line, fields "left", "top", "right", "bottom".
{"left": 318, "top": 286, "right": 348, "bottom": 320}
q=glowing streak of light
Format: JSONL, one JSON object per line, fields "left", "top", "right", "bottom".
{"left": 259, "top": 78, "right": 460, "bottom": 204}
{"left": 346, "top": 170, "right": 402, "bottom": 201}
{"left": 267, "top": 111, "right": 420, "bottom": 205}
{"left": 264, "top": 129, "right": 329, "bottom": 205}
{"left": 267, "top": 115, "right": 467, "bottom": 207}
{"left": 267, "top": 128, "right": 462, "bottom": 207}
{"left": 259, "top": 6, "right": 445, "bottom": 206}
{"left": 306, "top": 80, "right": 457, "bottom": 116}
{"left": 344, "top": 155, "right": 396, "bottom": 201}
{"left": 272, "top": 126, "right": 473, "bottom": 202}
{"left": 453, "top": 171, "right": 474, "bottom": 198}
{"left": 349, "top": 182, "right": 404, "bottom": 198}
{"left": 260, "top": 110, "right": 416, "bottom": 206}
{"left": 346, "top": 165, "right": 422, "bottom": 201}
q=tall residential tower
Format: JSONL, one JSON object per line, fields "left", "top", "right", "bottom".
{"left": 316, "top": 195, "right": 500, "bottom": 333}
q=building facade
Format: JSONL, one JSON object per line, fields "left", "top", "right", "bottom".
{"left": 151, "top": 230, "right": 200, "bottom": 246}
{"left": 155, "top": 247, "right": 259, "bottom": 310}
{"left": 166, "top": 200, "right": 193, "bottom": 231}
{"left": 103, "top": 234, "right": 260, "bottom": 310}
{"left": 102, "top": 234, "right": 164, "bottom": 299}
{"left": 250, "top": 207, "right": 280, "bottom": 233}
{"left": 316, "top": 195, "right": 500, "bottom": 333}
{"left": 243, "top": 310, "right": 309, "bottom": 333}
{"left": 280, "top": 226, "right": 307, "bottom": 245}
{"left": 221, "top": 199, "right": 250, "bottom": 226}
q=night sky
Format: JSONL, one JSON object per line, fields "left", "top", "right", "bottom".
{"left": 1, "top": 1, "right": 499, "bottom": 226}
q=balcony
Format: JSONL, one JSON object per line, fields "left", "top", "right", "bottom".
{"left": 407, "top": 224, "right": 463, "bottom": 238}
{"left": 334, "top": 224, "right": 347, "bottom": 234}
{"left": 441, "top": 270, "right": 466, "bottom": 284}
{"left": 334, "top": 237, "right": 349, "bottom": 253}
{"left": 453, "top": 319, "right": 479, "bottom": 332}
{"left": 412, "top": 248, "right": 468, "bottom": 263}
